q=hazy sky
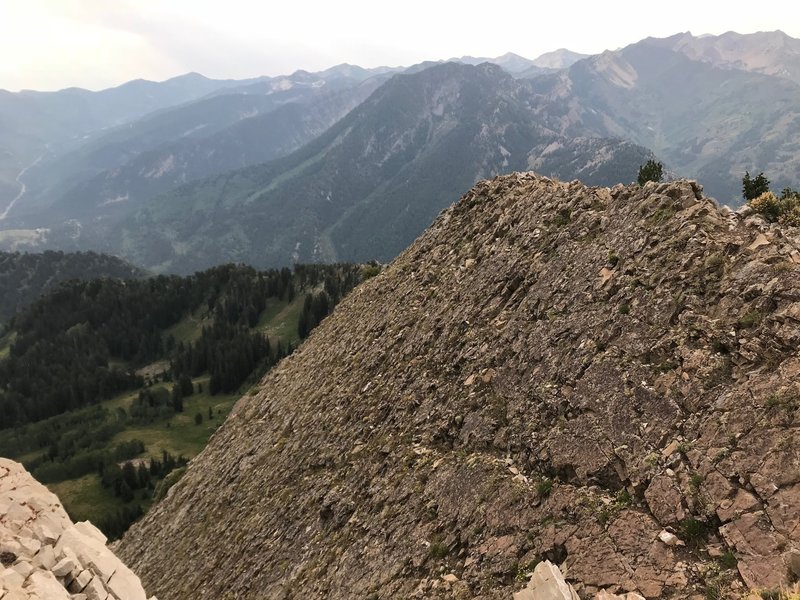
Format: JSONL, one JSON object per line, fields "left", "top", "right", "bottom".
{"left": 2, "top": 0, "right": 798, "bottom": 91}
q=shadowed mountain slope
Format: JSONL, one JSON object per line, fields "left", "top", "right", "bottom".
{"left": 118, "top": 173, "right": 800, "bottom": 599}
{"left": 110, "top": 63, "right": 652, "bottom": 273}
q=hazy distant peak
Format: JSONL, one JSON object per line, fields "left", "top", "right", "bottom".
{"left": 168, "top": 72, "right": 211, "bottom": 82}
{"left": 495, "top": 51, "right": 528, "bottom": 60}
{"left": 640, "top": 29, "right": 800, "bottom": 85}
{"left": 531, "top": 48, "right": 589, "bottom": 69}
{"left": 449, "top": 51, "right": 536, "bottom": 74}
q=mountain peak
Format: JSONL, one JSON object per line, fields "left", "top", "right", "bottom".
{"left": 118, "top": 173, "right": 800, "bottom": 598}
{"left": 531, "top": 48, "right": 589, "bottom": 69}
{"left": 449, "top": 51, "right": 536, "bottom": 74}
{"left": 638, "top": 29, "right": 800, "bottom": 85}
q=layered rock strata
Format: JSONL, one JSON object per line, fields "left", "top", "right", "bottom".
{"left": 119, "top": 174, "right": 800, "bottom": 598}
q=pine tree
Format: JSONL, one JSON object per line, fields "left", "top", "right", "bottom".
{"left": 637, "top": 160, "right": 664, "bottom": 185}
{"left": 742, "top": 171, "right": 770, "bottom": 201}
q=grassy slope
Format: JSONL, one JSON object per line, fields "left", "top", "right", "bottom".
{"left": 259, "top": 296, "right": 304, "bottom": 346}
{"left": 112, "top": 377, "right": 238, "bottom": 460}
{"left": 48, "top": 378, "right": 239, "bottom": 523}
{"left": 1, "top": 296, "right": 303, "bottom": 526}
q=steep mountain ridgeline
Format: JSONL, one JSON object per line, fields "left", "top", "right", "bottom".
{"left": 111, "top": 63, "right": 653, "bottom": 272}
{"left": 645, "top": 30, "right": 800, "bottom": 85}
{"left": 0, "top": 250, "right": 144, "bottom": 323}
{"left": 529, "top": 38, "right": 800, "bottom": 202}
{"left": 119, "top": 174, "right": 800, "bottom": 599}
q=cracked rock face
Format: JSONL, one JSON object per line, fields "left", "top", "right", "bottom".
{"left": 0, "top": 458, "right": 155, "bottom": 600}
{"left": 118, "top": 174, "right": 800, "bottom": 599}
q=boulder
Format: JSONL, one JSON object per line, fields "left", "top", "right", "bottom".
{"left": 23, "top": 571, "right": 71, "bottom": 600}
{"left": 595, "top": 591, "right": 646, "bottom": 600}
{"left": 513, "top": 560, "right": 579, "bottom": 600}
{"left": 51, "top": 557, "right": 76, "bottom": 578}
{"left": 31, "top": 545, "right": 55, "bottom": 570}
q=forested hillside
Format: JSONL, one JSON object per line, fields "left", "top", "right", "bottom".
{"left": 0, "top": 250, "right": 144, "bottom": 323}
{"left": 0, "top": 261, "right": 370, "bottom": 537}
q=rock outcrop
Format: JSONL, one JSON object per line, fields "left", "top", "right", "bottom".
{"left": 513, "top": 560, "right": 580, "bottom": 599}
{"left": 118, "top": 174, "right": 800, "bottom": 598}
{"left": 0, "top": 458, "right": 154, "bottom": 600}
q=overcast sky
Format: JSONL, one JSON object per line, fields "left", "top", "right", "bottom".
{"left": 2, "top": 0, "right": 798, "bottom": 92}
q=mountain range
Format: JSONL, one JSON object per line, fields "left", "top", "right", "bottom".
{"left": 527, "top": 34, "right": 800, "bottom": 201}
{"left": 0, "top": 30, "right": 798, "bottom": 273}
{"left": 108, "top": 63, "right": 653, "bottom": 272}
{"left": 3, "top": 28, "right": 800, "bottom": 600}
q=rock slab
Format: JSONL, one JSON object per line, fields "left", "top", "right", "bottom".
{"left": 0, "top": 458, "right": 156, "bottom": 600}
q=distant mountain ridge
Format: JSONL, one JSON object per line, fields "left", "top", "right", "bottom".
{"left": 1, "top": 30, "right": 799, "bottom": 271}
{"left": 17, "top": 75, "right": 392, "bottom": 228}
{"left": 531, "top": 48, "right": 590, "bottom": 69}
{"left": 643, "top": 30, "right": 800, "bottom": 85}
{"left": 451, "top": 48, "right": 588, "bottom": 77}
{"left": 0, "top": 73, "right": 266, "bottom": 210}
{"left": 106, "top": 62, "right": 653, "bottom": 272}
{"left": 11, "top": 69, "right": 395, "bottom": 223}
{"left": 527, "top": 31, "right": 800, "bottom": 201}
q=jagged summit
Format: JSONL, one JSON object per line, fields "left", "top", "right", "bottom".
{"left": 640, "top": 29, "right": 800, "bottom": 85}
{"left": 118, "top": 174, "right": 800, "bottom": 598}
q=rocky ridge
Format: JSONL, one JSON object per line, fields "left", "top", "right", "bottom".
{"left": 119, "top": 173, "right": 800, "bottom": 598}
{"left": 0, "top": 458, "right": 154, "bottom": 600}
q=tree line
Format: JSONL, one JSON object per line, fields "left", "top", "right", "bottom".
{"left": 0, "top": 262, "right": 365, "bottom": 429}
{"left": 95, "top": 450, "right": 187, "bottom": 540}
{"left": 0, "top": 250, "right": 143, "bottom": 324}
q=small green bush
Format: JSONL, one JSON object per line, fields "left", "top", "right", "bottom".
{"left": 615, "top": 489, "right": 633, "bottom": 506}
{"left": 680, "top": 517, "right": 709, "bottom": 546}
{"left": 553, "top": 208, "right": 571, "bottom": 227}
{"left": 743, "top": 171, "right": 770, "bottom": 201}
{"left": 719, "top": 550, "right": 737, "bottom": 570}
{"left": 750, "top": 191, "right": 783, "bottom": 221}
{"left": 429, "top": 543, "right": 448, "bottom": 559}
{"left": 537, "top": 478, "right": 554, "bottom": 498}
{"left": 749, "top": 188, "right": 800, "bottom": 225}
{"left": 738, "top": 310, "right": 762, "bottom": 329}
{"left": 361, "top": 264, "right": 382, "bottom": 279}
